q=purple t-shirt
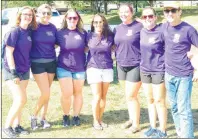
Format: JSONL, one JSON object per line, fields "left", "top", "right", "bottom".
{"left": 162, "top": 22, "right": 198, "bottom": 77}
{"left": 56, "top": 28, "right": 87, "bottom": 72}
{"left": 86, "top": 32, "right": 114, "bottom": 69}
{"left": 31, "top": 23, "right": 57, "bottom": 59}
{"left": 140, "top": 24, "right": 165, "bottom": 74}
{"left": 3, "top": 27, "right": 32, "bottom": 73}
{"left": 114, "top": 20, "right": 143, "bottom": 67}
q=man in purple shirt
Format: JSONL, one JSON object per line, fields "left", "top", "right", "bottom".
{"left": 162, "top": 2, "right": 198, "bottom": 138}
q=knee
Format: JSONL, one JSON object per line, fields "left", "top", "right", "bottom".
{"left": 61, "top": 92, "right": 72, "bottom": 101}
{"left": 41, "top": 93, "right": 50, "bottom": 103}
{"left": 14, "top": 96, "right": 27, "bottom": 106}
{"left": 93, "top": 95, "right": 101, "bottom": 103}
{"left": 126, "top": 94, "right": 138, "bottom": 101}
{"left": 147, "top": 98, "right": 154, "bottom": 104}
{"left": 155, "top": 98, "right": 166, "bottom": 107}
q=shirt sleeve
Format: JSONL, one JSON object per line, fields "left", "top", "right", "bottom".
{"left": 188, "top": 28, "right": 198, "bottom": 48}
{"left": 5, "top": 27, "right": 19, "bottom": 48}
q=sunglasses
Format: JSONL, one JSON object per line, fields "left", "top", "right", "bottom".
{"left": 41, "top": 12, "right": 51, "bottom": 16}
{"left": 22, "top": 13, "right": 33, "bottom": 17}
{"left": 142, "top": 15, "right": 154, "bottom": 19}
{"left": 67, "top": 16, "right": 78, "bottom": 20}
{"left": 93, "top": 21, "right": 103, "bottom": 24}
{"left": 164, "top": 8, "right": 178, "bottom": 14}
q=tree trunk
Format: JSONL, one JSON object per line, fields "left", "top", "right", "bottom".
{"left": 104, "top": 1, "right": 107, "bottom": 15}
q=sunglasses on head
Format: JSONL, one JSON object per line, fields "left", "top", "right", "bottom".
{"left": 41, "top": 11, "right": 51, "bottom": 16}
{"left": 67, "top": 16, "right": 78, "bottom": 20}
{"left": 164, "top": 8, "right": 178, "bottom": 14}
{"left": 93, "top": 21, "right": 103, "bottom": 24}
{"left": 142, "top": 15, "right": 154, "bottom": 19}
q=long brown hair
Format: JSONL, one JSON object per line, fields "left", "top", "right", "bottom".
{"left": 15, "top": 6, "right": 37, "bottom": 30}
{"left": 91, "top": 13, "right": 113, "bottom": 39}
{"left": 60, "top": 8, "right": 84, "bottom": 33}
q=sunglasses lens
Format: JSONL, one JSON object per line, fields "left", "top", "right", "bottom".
{"left": 68, "top": 17, "right": 78, "bottom": 20}
{"left": 142, "top": 15, "right": 154, "bottom": 19}
{"left": 164, "top": 9, "right": 178, "bottom": 13}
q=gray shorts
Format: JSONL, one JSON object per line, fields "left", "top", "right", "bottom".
{"left": 116, "top": 65, "right": 141, "bottom": 82}
{"left": 3, "top": 69, "right": 30, "bottom": 81}
{"left": 140, "top": 72, "right": 164, "bottom": 84}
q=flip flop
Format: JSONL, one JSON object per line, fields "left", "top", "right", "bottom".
{"left": 92, "top": 123, "right": 103, "bottom": 130}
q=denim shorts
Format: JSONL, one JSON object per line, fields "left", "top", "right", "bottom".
{"left": 3, "top": 68, "right": 30, "bottom": 81}
{"left": 56, "top": 67, "right": 86, "bottom": 80}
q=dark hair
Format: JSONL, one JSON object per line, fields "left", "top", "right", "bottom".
{"left": 60, "top": 8, "right": 84, "bottom": 33}
{"left": 142, "top": 7, "right": 156, "bottom": 16}
{"left": 90, "top": 13, "right": 113, "bottom": 39}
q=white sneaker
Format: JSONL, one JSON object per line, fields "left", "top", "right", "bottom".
{"left": 40, "top": 120, "right": 51, "bottom": 129}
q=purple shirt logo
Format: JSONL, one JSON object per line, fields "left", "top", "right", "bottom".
{"left": 74, "top": 35, "right": 82, "bottom": 40}
{"left": 27, "top": 36, "right": 32, "bottom": 41}
{"left": 46, "top": 31, "right": 54, "bottom": 36}
{"left": 173, "top": 34, "right": 180, "bottom": 43}
{"left": 148, "top": 37, "right": 157, "bottom": 44}
{"left": 126, "top": 29, "right": 133, "bottom": 36}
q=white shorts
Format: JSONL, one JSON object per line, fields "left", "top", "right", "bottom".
{"left": 86, "top": 68, "right": 114, "bottom": 84}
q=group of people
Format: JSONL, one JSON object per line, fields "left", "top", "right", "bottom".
{"left": 2, "top": 1, "right": 198, "bottom": 138}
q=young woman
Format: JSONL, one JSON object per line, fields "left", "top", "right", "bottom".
{"left": 86, "top": 14, "right": 114, "bottom": 130}
{"left": 113, "top": 4, "right": 143, "bottom": 133}
{"left": 30, "top": 4, "right": 57, "bottom": 130}
{"left": 140, "top": 7, "right": 167, "bottom": 138}
{"left": 2, "top": 6, "right": 37, "bottom": 138}
{"left": 56, "top": 9, "right": 87, "bottom": 127}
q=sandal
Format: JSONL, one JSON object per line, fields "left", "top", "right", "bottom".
{"left": 92, "top": 123, "right": 103, "bottom": 130}
{"left": 100, "top": 122, "right": 108, "bottom": 128}
{"left": 126, "top": 126, "right": 141, "bottom": 134}
{"left": 121, "top": 120, "right": 132, "bottom": 129}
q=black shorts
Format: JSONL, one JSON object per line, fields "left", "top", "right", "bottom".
{"left": 116, "top": 65, "right": 141, "bottom": 82}
{"left": 140, "top": 72, "right": 164, "bottom": 84}
{"left": 3, "top": 68, "right": 30, "bottom": 81}
{"left": 31, "top": 60, "right": 56, "bottom": 74}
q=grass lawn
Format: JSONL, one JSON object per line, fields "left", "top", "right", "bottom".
{"left": 1, "top": 9, "right": 198, "bottom": 138}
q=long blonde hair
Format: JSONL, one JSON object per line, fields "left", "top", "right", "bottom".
{"left": 60, "top": 9, "right": 84, "bottom": 33}
{"left": 15, "top": 6, "right": 37, "bottom": 30}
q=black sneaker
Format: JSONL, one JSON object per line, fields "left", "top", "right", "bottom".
{"left": 14, "top": 125, "right": 30, "bottom": 135}
{"left": 63, "top": 115, "right": 70, "bottom": 127}
{"left": 3, "top": 127, "right": 18, "bottom": 138}
{"left": 31, "top": 116, "right": 38, "bottom": 130}
{"left": 72, "top": 116, "right": 80, "bottom": 126}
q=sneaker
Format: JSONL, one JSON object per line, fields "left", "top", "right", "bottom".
{"left": 14, "top": 125, "right": 30, "bottom": 135}
{"left": 144, "top": 127, "right": 157, "bottom": 137}
{"left": 72, "top": 116, "right": 80, "bottom": 126}
{"left": 121, "top": 120, "right": 132, "bottom": 129}
{"left": 40, "top": 120, "right": 51, "bottom": 129}
{"left": 3, "top": 127, "right": 18, "bottom": 138}
{"left": 31, "top": 116, "right": 39, "bottom": 130}
{"left": 63, "top": 115, "right": 70, "bottom": 127}
{"left": 151, "top": 129, "right": 167, "bottom": 138}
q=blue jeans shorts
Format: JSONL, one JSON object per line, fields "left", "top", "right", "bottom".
{"left": 56, "top": 67, "right": 85, "bottom": 80}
